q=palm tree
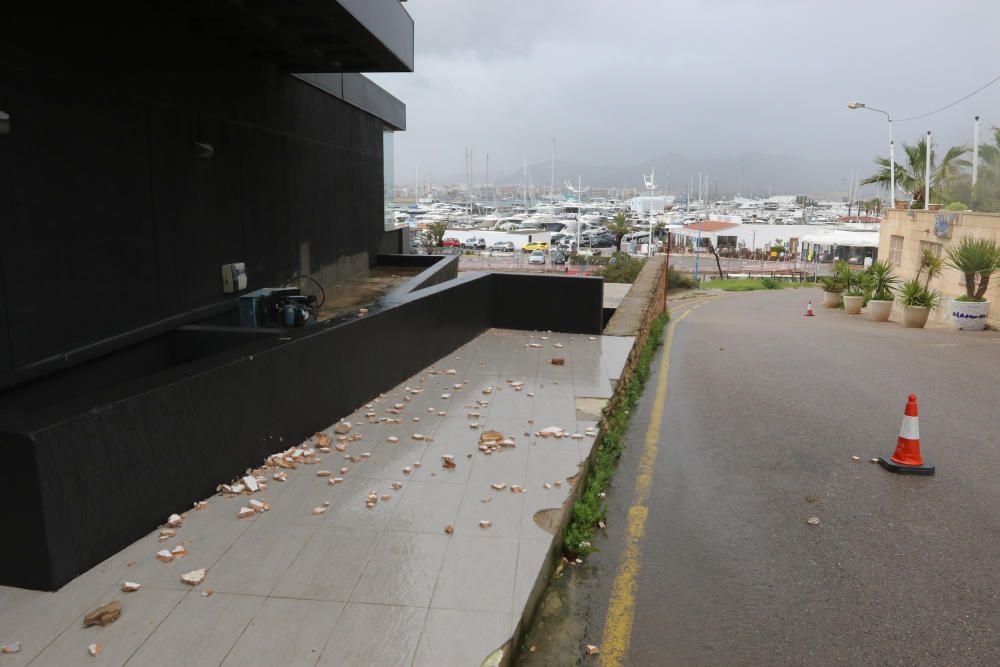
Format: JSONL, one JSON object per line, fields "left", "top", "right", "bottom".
{"left": 871, "top": 198, "right": 883, "bottom": 217}
{"left": 974, "top": 126, "right": 1000, "bottom": 212}
{"left": 914, "top": 248, "right": 942, "bottom": 290}
{"left": 861, "top": 136, "right": 970, "bottom": 206}
{"left": 607, "top": 213, "right": 634, "bottom": 253}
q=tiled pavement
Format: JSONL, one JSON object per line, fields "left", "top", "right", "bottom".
{"left": 0, "top": 329, "right": 634, "bottom": 667}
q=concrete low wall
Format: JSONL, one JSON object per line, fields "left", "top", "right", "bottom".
{"left": 605, "top": 257, "right": 667, "bottom": 337}
{"left": 880, "top": 209, "right": 1000, "bottom": 328}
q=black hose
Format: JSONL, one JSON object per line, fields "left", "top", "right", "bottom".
{"left": 284, "top": 275, "right": 326, "bottom": 309}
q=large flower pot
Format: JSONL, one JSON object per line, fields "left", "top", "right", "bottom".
{"left": 950, "top": 299, "right": 991, "bottom": 331}
{"left": 868, "top": 299, "right": 893, "bottom": 322}
{"left": 822, "top": 291, "right": 842, "bottom": 308}
{"left": 903, "top": 306, "right": 930, "bottom": 329}
{"left": 843, "top": 295, "right": 864, "bottom": 314}
{"left": 894, "top": 200, "right": 909, "bottom": 209}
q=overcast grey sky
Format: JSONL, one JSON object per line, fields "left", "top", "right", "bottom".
{"left": 370, "top": 0, "right": 1000, "bottom": 192}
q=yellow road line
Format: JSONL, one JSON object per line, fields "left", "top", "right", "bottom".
{"left": 599, "top": 308, "right": 691, "bottom": 666}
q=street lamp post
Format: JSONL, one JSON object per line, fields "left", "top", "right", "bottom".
{"left": 925, "top": 131, "right": 932, "bottom": 211}
{"left": 848, "top": 102, "right": 895, "bottom": 207}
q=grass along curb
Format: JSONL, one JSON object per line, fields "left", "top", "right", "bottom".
{"left": 563, "top": 312, "right": 669, "bottom": 558}
{"left": 699, "top": 277, "right": 818, "bottom": 291}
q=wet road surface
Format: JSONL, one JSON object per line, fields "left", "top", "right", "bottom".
{"left": 525, "top": 288, "right": 1000, "bottom": 666}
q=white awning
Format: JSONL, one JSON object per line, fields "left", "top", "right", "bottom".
{"left": 801, "top": 230, "right": 879, "bottom": 248}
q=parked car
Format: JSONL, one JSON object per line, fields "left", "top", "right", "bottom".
{"left": 442, "top": 237, "right": 462, "bottom": 248}
{"left": 528, "top": 250, "right": 546, "bottom": 265}
{"left": 550, "top": 250, "right": 568, "bottom": 265}
{"left": 489, "top": 241, "right": 515, "bottom": 253}
{"left": 523, "top": 241, "right": 550, "bottom": 253}
{"left": 591, "top": 235, "right": 615, "bottom": 248}
{"left": 462, "top": 236, "right": 486, "bottom": 250}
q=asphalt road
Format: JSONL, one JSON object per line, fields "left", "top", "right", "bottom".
{"left": 583, "top": 288, "right": 1000, "bottom": 666}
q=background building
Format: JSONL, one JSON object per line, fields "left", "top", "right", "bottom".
{"left": 880, "top": 209, "right": 1000, "bottom": 327}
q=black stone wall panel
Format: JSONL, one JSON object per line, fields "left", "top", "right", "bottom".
{"left": 492, "top": 273, "right": 605, "bottom": 334}
{"left": 0, "top": 50, "right": 385, "bottom": 381}
{"left": 0, "top": 273, "right": 496, "bottom": 590}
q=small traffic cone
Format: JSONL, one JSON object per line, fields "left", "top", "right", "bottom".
{"left": 879, "top": 394, "right": 935, "bottom": 475}
{"left": 804, "top": 301, "right": 815, "bottom": 316}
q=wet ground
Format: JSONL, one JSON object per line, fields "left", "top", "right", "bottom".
{"left": 0, "top": 329, "right": 634, "bottom": 667}
{"left": 313, "top": 266, "right": 423, "bottom": 321}
{"left": 522, "top": 288, "right": 1000, "bottom": 665}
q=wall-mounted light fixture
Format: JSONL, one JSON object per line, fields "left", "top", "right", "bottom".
{"left": 194, "top": 141, "right": 214, "bottom": 159}
{"left": 0, "top": 111, "right": 10, "bottom": 135}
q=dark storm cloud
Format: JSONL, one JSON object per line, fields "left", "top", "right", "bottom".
{"left": 370, "top": 0, "right": 1000, "bottom": 193}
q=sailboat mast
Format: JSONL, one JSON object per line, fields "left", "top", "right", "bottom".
{"left": 550, "top": 139, "right": 555, "bottom": 205}
{"left": 521, "top": 153, "right": 528, "bottom": 210}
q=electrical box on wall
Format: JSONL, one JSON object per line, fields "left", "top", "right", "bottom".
{"left": 222, "top": 263, "right": 247, "bottom": 293}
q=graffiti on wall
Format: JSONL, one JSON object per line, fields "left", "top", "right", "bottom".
{"left": 933, "top": 212, "right": 958, "bottom": 239}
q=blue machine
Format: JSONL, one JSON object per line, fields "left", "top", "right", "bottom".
{"left": 238, "top": 287, "right": 317, "bottom": 328}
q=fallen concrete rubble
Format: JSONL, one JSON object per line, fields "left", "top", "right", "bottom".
{"left": 0, "top": 328, "right": 635, "bottom": 666}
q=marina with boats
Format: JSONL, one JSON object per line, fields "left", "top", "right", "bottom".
{"left": 388, "top": 187, "right": 882, "bottom": 270}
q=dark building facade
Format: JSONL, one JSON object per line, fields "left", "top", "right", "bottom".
{"left": 0, "top": 3, "right": 411, "bottom": 386}
{"left": 0, "top": 5, "right": 607, "bottom": 593}
{"left": 0, "top": 3, "right": 417, "bottom": 590}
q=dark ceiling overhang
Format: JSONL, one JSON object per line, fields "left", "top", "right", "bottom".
{"left": 186, "top": 0, "right": 414, "bottom": 73}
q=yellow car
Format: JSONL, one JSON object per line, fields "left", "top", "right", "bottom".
{"left": 522, "top": 241, "right": 549, "bottom": 252}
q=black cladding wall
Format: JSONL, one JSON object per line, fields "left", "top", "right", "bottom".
{"left": 0, "top": 269, "right": 602, "bottom": 590}
{"left": 0, "top": 16, "right": 386, "bottom": 380}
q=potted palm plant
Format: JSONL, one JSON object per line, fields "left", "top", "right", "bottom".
{"left": 842, "top": 269, "right": 870, "bottom": 314}
{"left": 898, "top": 279, "right": 941, "bottom": 328}
{"left": 944, "top": 237, "right": 1000, "bottom": 331}
{"left": 818, "top": 275, "right": 842, "bottom": 307}
{"left": 819, "top": 259, "right": 848, "bottom": 308}
{"left": 867, "top": 260, "right": 899, "bottom": 321}
{"left": 915, "top": 248, "right": 943, "bottom": 290}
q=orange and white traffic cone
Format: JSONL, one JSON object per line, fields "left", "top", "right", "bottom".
{"left": 879, "top": 394, "right": 935, "bottom": 475}
{"left": 804, "top": 301, "right": 815, "bottom": 316}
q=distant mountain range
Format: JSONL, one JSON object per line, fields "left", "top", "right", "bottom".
{"left": 444, "top": 152, "right": 876, "bottom": 197}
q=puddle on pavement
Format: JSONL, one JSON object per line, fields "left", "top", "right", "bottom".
{"left": 516, "top": 561, "right": 600, "bottom": 666}
{"left": 533, "top": 508, "right": 563, "bottom": 535}
{"left": 575, "top": 397, "right": 608, "bottom": 421}
{"left": 307, "top": 266, "right": 422, "bottom": 321}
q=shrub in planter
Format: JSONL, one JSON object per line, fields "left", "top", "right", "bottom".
{"left": 818, "top": 276, "right": 843, "bottom": 307}
{"left": 898, "top": 279, "right": 941, "bottom": 329}
{"left": 944, "top": 237, "right": 1000, "bottom": 330}
{"left": 842, "top": 270, "right": 870, "bottom": 314}
{"left": 945, "top": 202, "right": 967, "bottom": 211}
{"left": 867, "top": 260, "right": 899, "bottom": 322}
{"left": 819, "top": 260, "right": 849, "bottom": 307}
